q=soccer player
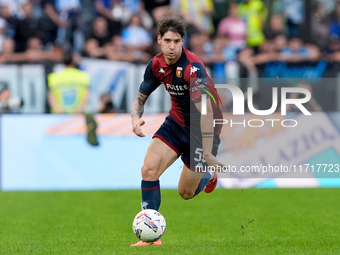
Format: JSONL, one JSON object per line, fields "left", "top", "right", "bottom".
{"left": 130, "top": 17, "right": 224, "bottom": 246}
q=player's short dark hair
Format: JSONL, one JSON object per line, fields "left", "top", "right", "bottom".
{"left": 157, "top": 17, "right": 186, "bottom": 38}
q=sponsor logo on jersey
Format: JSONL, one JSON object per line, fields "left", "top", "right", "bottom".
{"left": 190, "top": 66, "right": 200, "bottom": 75}
{"left": 176, "top": 67, "right": 182, "bottom": 78}
{"left": 166, "top": 83, "right": 188, "bottom": 91}
{"left": 159, "top": 68, "right": 165, "bottom": 74}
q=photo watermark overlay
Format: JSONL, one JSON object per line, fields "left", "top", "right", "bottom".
{"left": 189, "top": 78, "right": 340, "bottom": 179}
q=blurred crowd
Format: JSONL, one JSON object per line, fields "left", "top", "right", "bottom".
{"left": 1, "top": 0, "right": 340, "bottom": 69}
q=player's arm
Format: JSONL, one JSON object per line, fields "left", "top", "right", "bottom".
{"left": 196, "top": 99, "right": 213, "bottom": 155}
{"left": 131, "top": 59, "right": 159, "bottom": 137}
{"left": 187, "top": 62, "right": 224, "bottom": 168}
{"left": 195, "top": 99, "right": 223, "bottom": 168}
{"left": 131, "top": 92, "right": 149, "bottom": 137}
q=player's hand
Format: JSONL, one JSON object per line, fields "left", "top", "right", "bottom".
{"left": 204, "top": 153, "right": 226, "bottom": 172}
{"left": 132, "top": 117, "right": 145, "bottom": 137}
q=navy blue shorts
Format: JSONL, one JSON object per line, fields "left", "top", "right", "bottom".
{"left": 153, "top": 115, "right": 220, "bottom": 171}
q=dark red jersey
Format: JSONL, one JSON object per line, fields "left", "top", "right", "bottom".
{"left": 139, "top": 48, "right": 223, "bottom": 133}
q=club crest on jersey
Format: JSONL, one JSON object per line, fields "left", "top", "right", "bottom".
{"left": 176, "top": 67, "right": 182, "bottom": 78}
{"left": 190, "top": 66, "right": 200, "bottom": 75}
{"left": 159, "top": 68, "right": 165, "bottom": 74}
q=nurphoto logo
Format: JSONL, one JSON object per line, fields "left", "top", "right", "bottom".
{"left": 200, "top": 84, "right": 312, "bottom": 128}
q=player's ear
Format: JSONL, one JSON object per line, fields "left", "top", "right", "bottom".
{"left": 157, "top": 35, "right": 161, "bottom": 45}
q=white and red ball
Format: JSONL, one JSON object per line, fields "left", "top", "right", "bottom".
{"left": 132, "top": 209, "right": 166, "bottom": 242}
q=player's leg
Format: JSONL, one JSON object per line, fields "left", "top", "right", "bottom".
{"left": 141, "top": 137, "right": 179, "bottom": 210}
{"left": 177, "top": 164, "right": 213, "bottom": 200}
{"left": 177, "top": 131, "right": 220, "bottom": 199}
{"left": 132, "top": 137, "right": 178, "bottom": 247}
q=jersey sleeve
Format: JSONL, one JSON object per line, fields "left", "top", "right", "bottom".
{"left": 184, "top": 62, "right": 210, "bottom": 103}
{"left": 139, "top": 59, "right": 161, "bottom": 96}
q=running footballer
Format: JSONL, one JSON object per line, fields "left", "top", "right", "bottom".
{"left": 130, "top": 17, "right": 224, "bottom": 246}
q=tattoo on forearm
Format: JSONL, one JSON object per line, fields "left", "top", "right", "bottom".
{"left": 131, "top": 92, "right": 148, "bottom": 119}
{"left": 137, "top": 105, "right": 144, "bottom": 118}
{"left": 202, "top": 132, "right": 214, "bottom": 138}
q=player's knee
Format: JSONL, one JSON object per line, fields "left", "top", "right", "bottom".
{"left": 141, "top": 163, "right": 159, "bottom": 181}
{"left": 178, "top": 188, "right": 195, "bottom": 200}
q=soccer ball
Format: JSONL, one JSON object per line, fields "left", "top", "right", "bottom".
{"left": 132, "top": 209, "right": 166, "bottom": 242}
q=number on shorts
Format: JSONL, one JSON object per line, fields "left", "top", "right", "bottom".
{"left": 194, "top": 148, "right": 206, "bottom": 163}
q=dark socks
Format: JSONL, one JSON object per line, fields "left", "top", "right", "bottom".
{"left": 141, "top": 180, "right": 161, "bottom": 211}
{"left": 193, "top": 172, "right": 212, "bottom": 197}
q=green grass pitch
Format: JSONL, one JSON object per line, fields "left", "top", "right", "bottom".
{"left": 1, "top": 188, "right": 340, "bottom": 255}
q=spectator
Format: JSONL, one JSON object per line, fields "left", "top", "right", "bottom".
{"left": 238, "top": 0, "right": 268, "bottom": 48}
{"left": 0, "top": 38, "right": 16, "bottom": 64}
{"left": 273, "top": 34, "right": 288, "bottom": 52}
{"left": 282, "top": 0, "right": 304, "bottom": 38}
{"left": 317, "top": 0, "right": 336, "bottom": 16}
{"left": 240, "top": 35, "right": 319, "bottom": 69}
{"left": 200, "top": 32, "right": 214, "bottom": 55}
{"left": 15, "top": 1, "right": 43, "bottom": 52}
{"left": 179, "top": 0, "right": 215, "bottom": 35}
{"left": 238, "top": 41, "right": 278, "bottom": 73}
{"left": 81, "top": 0, "right": 96, "bottom": 31}
{"left": 0, "top": 82, "right": 11, "bottom": 114}
{"left": 98, "top": 93, "right": 117, "bottom": 113}
{"left": 218, "top": 3, "right": 247, "bottom": 49}
{"left": 329, "top": 2, "right": 340, "bottom": 44}
{"left": 82, "top": 38, "right": 105, "bottom": 58}
{"left": 189, "top": 33, "right": 214, "bottom": 65}
{"left": 312, "top": 1, "right": 330, "bottom": 51}
{"left": 23, "top": 37, "right": 57, "bottom": 62}
{"left": 0, "top": 18, "right": 7, "bottom": 54}
{"left": 121, "top": 14, "right": 152, "bottom": 51}
{"left": 0, "top": 81, "right": 23, "bottom": 114}
{"left": 47, "top": 51, "right": 90, "bottom": 114}
{"left": 258, "top": 39, "right": 277, "bottom": 54}
{"left": 40, "top": 0, "right": 89, "bottom": 51}
{"left": 105, "top": 35, "right": 150, "bottom": 62}
{"left": 0, "top": 82, "right": 14, "bottom": 113}
{"left": 212, "top": 0, "right": 229, "bottom": 34}
{"left": 222, "top": 38, "right": 242, "bottom": 63}
{"left": 212, "top": 34, "right": 239, "bottom": 64}
{"left": 105, "top": 35, "right": 132, "bottom": 61}
{"left": 0, "top": 0, "right": 22, "bottom": 38}
{"left": 0, "top": 0, "right": 27, "bottom": 19}
{"left": 1, "top": 37, "right": 15, "bottom": 55}
{"left": 264, "top": 14, "right": 286, "bottom": 40}
{"left": 114, "top": 0, "right": 154, "bottom": 29}
{"left": 89, "top": 17, "right": 112, "bottom": 47}
{"left": 0, "top": 36, "right": 63, "bottom": 63}
{"left": 326, "top": 37, "right": 340, "bottom": 62}
{"left": 280, "top": 37, "right": 320, "bottom": 62}
{"left": 23, "top": 37, "right": 45, "bottom": 62}
{"left": 141, "top": 0, "right": 172, "bottom": 23}
{"left": 211, "top": 35, "right": 229, "bottom": 78}
{"left": 94, "top": 0, "right": 122, "bottom": 36}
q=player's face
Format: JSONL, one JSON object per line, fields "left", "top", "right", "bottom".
{"left": 157, "top": 31, "right": 184, "bottom": 65}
